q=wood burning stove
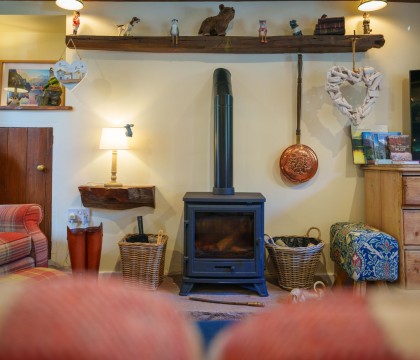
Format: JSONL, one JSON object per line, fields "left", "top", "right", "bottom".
{"left": 180, "top": 69, "right": 268, "bottom": 296}
{"left": 180, "top": 192, "right": 267, "bottom": 296}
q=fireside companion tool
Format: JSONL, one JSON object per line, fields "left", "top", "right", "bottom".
{"left": 279, "top": 54, "right": 318, "bottom": 184}
{"left": 189, "top": 296, "right": 265, "bottom": 307}
{"left": 125, "top": 216, "right": 149, "bottom": 243}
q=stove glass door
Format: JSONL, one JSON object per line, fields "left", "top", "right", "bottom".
{"left": 194, "top": 211, "right": 255, "bottom": 259}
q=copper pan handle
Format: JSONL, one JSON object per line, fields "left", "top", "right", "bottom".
{"left": 296, "top": 54, "right": 302, "bottom": 145}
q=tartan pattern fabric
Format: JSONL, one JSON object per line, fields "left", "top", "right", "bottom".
{"left": 330, "top": 222, "right": 399, "bottom": 282}
{"left": 0, "top": 267, "right": 67, "bottom": 284}
{"left": 0, "top": 232, "right": 32, "bottom": 266}
{"left": 210, "top": 291, "right": 399, "bottom": 360}
{"left": 0, "top": 257, "right": 34, "bottom": 276}
{"left": 0, "top": 204, "right": 48, "bottom": 273}
{"left": 0, "top": 278, "right": 203, "bottom": 360}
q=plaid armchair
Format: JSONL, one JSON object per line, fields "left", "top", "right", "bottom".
{"left": 0, "top": 204, "right": 48, "bottom": 275}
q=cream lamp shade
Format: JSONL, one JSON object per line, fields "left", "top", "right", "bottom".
{"left": 99, "top": 127, "right": 130, "bottom": 151}
{"left": 100, "top": 127, "right": 130, "bottom": 187}
{"left": 358, "top": 0, "right": 387, "bottom": 11}
{"left": 56, "top": 0, "right": 84, "bottom": 11}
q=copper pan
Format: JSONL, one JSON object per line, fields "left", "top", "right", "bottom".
{"left": 280, "top": 54, "right": 318, "bottom": 184}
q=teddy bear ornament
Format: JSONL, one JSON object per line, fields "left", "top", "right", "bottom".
{"left": 198, "top": 4, "right": 235, "bottom": 36}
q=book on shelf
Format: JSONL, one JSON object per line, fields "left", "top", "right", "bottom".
{"left": 314, "top": 26, "right": 345, "bottom": 35}
{"left": 361, "top": 131, "right": 401, "bottom": 164}
{"left": 367, "top": 159, "right": 419, "bottom": 165}
{"left": 350, "top": 125, "right": 388, "bottom": 165}
{"left": 373, "top": 132, "right": 401, "bottom": 160}
{"left": 388, "top": 134, "right": 413, "bottom": 161}
{"left": 391, "top": 160, "right": 420, "bottom": 164}
{"left": 313, "top": 15, "right": 345, "bottom": 35}
{"left": 368, "top": 159, "right": 393, "bottom": 165}
{"left": 362, "top": 132, "right": 375, "bottom": 164}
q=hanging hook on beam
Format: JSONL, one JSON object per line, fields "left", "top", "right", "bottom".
{"left": 352, "top": 30, "right": 360, "bottom": 73}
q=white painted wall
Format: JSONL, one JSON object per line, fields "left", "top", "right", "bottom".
{"left": 0, "top": 1, "right": 419, "bottom": 276}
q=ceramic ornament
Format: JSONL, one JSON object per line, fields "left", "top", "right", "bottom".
{"left": 53, "top": 59, "right": 87, "bottom": 91}
{"left": 325, "top": 66, "right": 383, "bottom": 126}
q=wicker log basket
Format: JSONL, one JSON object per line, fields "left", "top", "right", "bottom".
{"left": 265, "top": 227, "right": 324, "bottom": 290}
{"left": 118, "top": 233, "right": 168, "bottom": 291}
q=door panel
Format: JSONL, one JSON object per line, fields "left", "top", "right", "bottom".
{"left": 0, "top": 127, "right": 53, "bottom": 256}
{"left": 4, "top": 128, "right": 27, "bottom": 203}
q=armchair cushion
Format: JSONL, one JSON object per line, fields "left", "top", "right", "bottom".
{"left": 0, "top": 204, "right": 48, "bottom": 274}
{"left": 0, "top": 232, "right": 32, "bottom": 266}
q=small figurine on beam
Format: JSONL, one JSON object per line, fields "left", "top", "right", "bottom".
{"left": 258, "top": 20, "right": 268, "bottom": 43}
{"left": 289, "top": 19, "right": 303, "bottom": 36}
{"left": 363, "top": 12, "right": 372, "bottom": 34}
{"left": 170, "top": 19, "right": 179, "bottom": 46}
{"left": 117, "top": 17, "right": 141, "bottom": 36}
{"left": 73, "top": 11, "right": 80, "bottom": 35}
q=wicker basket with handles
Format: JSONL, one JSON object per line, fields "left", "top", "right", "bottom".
{"left": 265, "top": 227, "right": 324, "bottom": 290}
{"left": 118, "top": 232, "right": 168, "bottom": 291}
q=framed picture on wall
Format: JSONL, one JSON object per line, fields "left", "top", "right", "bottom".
{"left": 0, "top": 61, "right": 65, "bottom": 107}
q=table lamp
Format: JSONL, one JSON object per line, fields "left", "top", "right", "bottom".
{"left": 99, "top": 127, "right": 130, "bottom": 187}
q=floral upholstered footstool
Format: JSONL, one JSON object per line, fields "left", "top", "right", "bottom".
{"left": 330, "top": 222, "right": 399, "bottom": 295}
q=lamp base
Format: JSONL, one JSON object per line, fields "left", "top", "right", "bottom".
{"left": 104, "top": 181, "right": 123, "bottom": 188}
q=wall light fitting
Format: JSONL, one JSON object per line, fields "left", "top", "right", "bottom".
{"left": 358, "top": 0, "right": 387, "bottom": 12}
{"left": 56, "top": 0, "right": 84, "bottom": 11}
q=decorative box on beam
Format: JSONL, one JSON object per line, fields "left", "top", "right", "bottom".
{"left": 78, "top": 185, "right": 155, "bottom": 210}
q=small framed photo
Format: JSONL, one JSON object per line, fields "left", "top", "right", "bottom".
{"left": 0, "top": 61, "right": 65, "bottom": 106}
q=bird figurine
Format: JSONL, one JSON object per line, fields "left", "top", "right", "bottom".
{"left": 124, "top": 124, "right": 134, "bottom": 137}
{"left": 289, "top": 19, "right": 303, "bottom": 36}
{"left": 170, "top": 19, "right": 179, "bottom": 45}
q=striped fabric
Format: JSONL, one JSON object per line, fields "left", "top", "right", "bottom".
{"left": 0, "top": 267, "right": 67, "bottom": 284}
{"left": 0, "top": 232, "right": 32, "bottom": 266}
{"left": 0, "top": 257, "right": 34, "bottom": 276}
{"left": 0, "top": 204, "right": 48, "bottom": 273}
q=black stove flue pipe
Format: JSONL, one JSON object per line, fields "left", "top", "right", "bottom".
{"left": 213, "top": 68, "right": 234, "bottom": 195}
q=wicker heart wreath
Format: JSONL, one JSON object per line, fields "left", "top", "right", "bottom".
{"left": 325, "top": 66, "right": 383, "bottom": 126}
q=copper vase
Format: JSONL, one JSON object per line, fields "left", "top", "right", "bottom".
{"left": 67, "top": 227, "right": 87, "bottom": 275}
{"left": 86, "top": 223, "right": 103, "bottom": 276}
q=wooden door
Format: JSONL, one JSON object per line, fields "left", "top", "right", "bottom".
{"left": 0, "top": 127, "right": 53, "bottom": 256}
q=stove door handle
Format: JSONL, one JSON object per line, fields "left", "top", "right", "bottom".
{"left": 215, "top": 265, "right": 235, "bottom": 272}
{"left": 256, "top": 237, "right": 262, "bottom": 259}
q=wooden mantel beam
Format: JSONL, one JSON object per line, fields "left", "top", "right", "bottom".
{"left": 7, "top": 0, "right": 420, "bottom": 2}
{"left": 65, "top": 34, "right": 385, "bottom": 54}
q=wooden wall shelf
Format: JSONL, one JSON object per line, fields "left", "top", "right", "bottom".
{"left": 66, "top": 34, "right": 385, "bottom": 54}
{"left": 78, "top": 185, "right": 155, "bottom": 210}
{"left": 0, "top": 106, "right": 73, "bottom": 111}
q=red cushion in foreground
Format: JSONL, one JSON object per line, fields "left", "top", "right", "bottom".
{"left": 208, "top": 291, "right": 402, "bottom": 360}
{"left": 0, "top": 277, "right": 202, "bottom": 360}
